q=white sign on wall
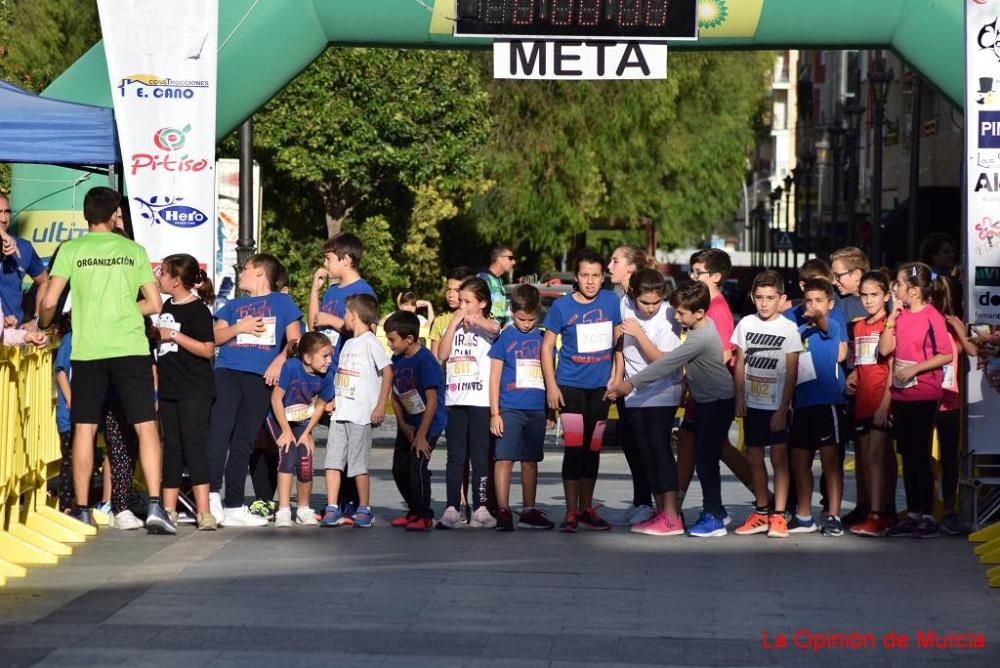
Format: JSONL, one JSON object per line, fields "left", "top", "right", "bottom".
{"left": 98, "top": 0, "right": 218, "bottom": 278}
{"left": 494, "top": 41, "right": 668, "bottom": 80}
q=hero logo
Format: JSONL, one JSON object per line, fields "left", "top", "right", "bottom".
{"left": 117, "top": 74, "right": 208, "bottom": 100}
{"left": 130, "top": 124, "right": 211, "bottom": 175}
{"left": 132, "top": 195, "right": 208, "bottom": 229}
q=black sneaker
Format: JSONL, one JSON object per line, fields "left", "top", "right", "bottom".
{"left": 820, "top": 515, "right": 843, "bottom": 537}
{"left": 841, "top": 505, "right": 869, "bottom": 528}
{"left": 913, "top": 517, "right": 940, "bottom": 539}
{"left": 496, "top": 508, "right": 514, "bottom": 532}
{"left": 518, "top": 508, "right": 555, "bottom": 530}
{"left": 577, "top": 507, "right": 611, "bottom": 531}
{"left": 940, "top": 513, "right": 970, "bottom": 536}
{"left": 69, "top": 507, "right": 96, "bottom": 527}
{"left": 559, "top": 511, "right": 579, "bottom": 533}
{"left": 886, "top": 516, "right": 919, "bottom": 537}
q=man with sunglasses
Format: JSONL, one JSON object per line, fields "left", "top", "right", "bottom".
{"left": 0, "top": 191, "right": 49, "bottom": 329}
{"left": 478, "top": 244, "right": 515, "bottom": 327}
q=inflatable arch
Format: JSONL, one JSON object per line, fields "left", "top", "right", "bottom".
{"left": 11, "top": 0, "right": 963, "bottom": 233}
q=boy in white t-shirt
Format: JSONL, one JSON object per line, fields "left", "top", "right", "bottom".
{"left": 732, "top": 270, "right": 802, "bottom": 538}
{"left": 321, "top": 294, "right": 393, "bottom": 528}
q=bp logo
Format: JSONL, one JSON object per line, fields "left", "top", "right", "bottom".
{"left": 698, "top": 0, "right": 728, "bottom": 29}
{"left": 133, "top": 195, "right": 208, "bottom": 228}
{"left": 153, "top": 124, "right": 190, "bottom": 152}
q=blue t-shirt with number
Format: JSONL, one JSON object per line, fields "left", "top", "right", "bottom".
{"left": 391, "top": 346, "right": 447, "bottom": 437}
{"left": 0, "top": 237, "right": 45, "bottom": 325}
{"left": 542, "top": 290, "right": 621, "bottom": 389}
{"left": 488, "top": 325, "right": 547, "bottom": 411}
{"left": 794, "top": 317, "right": 847, "bottom": 408}
{"left": 319, "top": 278, "right": 376, "bottom": 365}
{"left": 215, "top": 293, "right": 302, "bottom": 375}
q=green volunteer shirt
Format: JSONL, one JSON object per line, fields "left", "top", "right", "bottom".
{"left": 50, "top": 232, "right": 155, "bottom": 361}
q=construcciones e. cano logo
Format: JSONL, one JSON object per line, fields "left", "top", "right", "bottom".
{"left": 117, "top": 74, "right": 208, "bottom": 100}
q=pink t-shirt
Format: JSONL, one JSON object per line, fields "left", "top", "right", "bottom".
{"left": 707, "top": 292, "right": 735, "bottom": 358}
{"left": 890, "top": 305, "right": 950, "bottom": 403}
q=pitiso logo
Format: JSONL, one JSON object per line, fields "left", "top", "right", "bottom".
{"left": 130, "top": 124, "right": 211, "bottom": 175}
{"left": 133, "top": 195, "right": 208, "bottom": 229}
{"left": 116, "top": 74, "right": 208, "bottom": 100}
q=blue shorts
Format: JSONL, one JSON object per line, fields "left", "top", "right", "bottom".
{"left": 743, "top": 407, "right": 790, "bottom": 448}
{"left": 494, "top": 409, "right": 546, "bottom": 462}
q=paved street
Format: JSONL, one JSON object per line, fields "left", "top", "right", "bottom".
{"left": 1, "top": 418, "right": 998, "bottom": 667}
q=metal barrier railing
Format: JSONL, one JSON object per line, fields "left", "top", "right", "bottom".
{"left": 0, "top": 342, "right": 94, "bottom": 586}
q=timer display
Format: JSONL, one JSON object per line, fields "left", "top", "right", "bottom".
{"left": 455, "top": 0, "right": 698, "bottom": 41}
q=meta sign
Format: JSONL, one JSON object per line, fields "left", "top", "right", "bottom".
{"left": 455, "top": 1, "right": 698, "bottom": 80}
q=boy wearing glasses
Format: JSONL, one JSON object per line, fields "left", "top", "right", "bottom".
{"left": 478, "top": 245, "right": 515, "bottom": 327}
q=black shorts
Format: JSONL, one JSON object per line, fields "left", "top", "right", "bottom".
{"left": 743, "top": 407, "right": 790, "bottom": 448}
{"left": 790, "top": 404, "right": 842, "bottom": 451}
{"left": 70, "top": 355, "right": 156, "bottom": 425}
{"left": 854, "top": 415, "right": 892, "bottom": 436}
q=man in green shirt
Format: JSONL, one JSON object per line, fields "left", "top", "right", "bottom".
{"left": 40, "top": 186, "right": 174, "bottom": 533}
{"left": 477, "top": 245, "right": 515, "bottom": 327}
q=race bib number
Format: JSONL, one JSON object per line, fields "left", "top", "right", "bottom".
{"left": 447, "top": 356, "right": 479, "bottom": 380}
{"left": 320, "top": 328, "right": 341, "bottom": 348}
{"left": 399, "top": 389, "right": 426, "bottom": 415}
{"left": 576, "top": 321, "right": 613, "bottom": 354}
{"left": 797, "top": 351, "right": 817, "bottom": 385}
{"left": 942, "top": 363, "right": 956, "bottom": 390}
{"left": 236, "top": 316, "right": 277, "bottom": 346}
{"left": 893, "top": 359, "right": 919, "bottom": 389}
{"left": 284, "top": 402, "right": 314, "bottom": 423}
{"left": 335, "top": 367, "right": 361, "bottom": 399}
{"left": 854, "top": 334, "right": 879, "bottom": 366}
{"left": 515, "top": 359, "right": 545, "bottom": 390}
{"left": 746, "top": 372, "right": 778, "bottom": 407}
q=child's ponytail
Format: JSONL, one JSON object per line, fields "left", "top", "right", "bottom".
{"left": 286, "top": 331, "right": 331, "bottom": 360}
{"left": 194, "top": 268, "right": 216, "bottom": 306}
{"left": 899, "top": 261, "right": 951, "bottom": 312}
{"left": 161, "top": 253, "right": 215, "bottom": 305}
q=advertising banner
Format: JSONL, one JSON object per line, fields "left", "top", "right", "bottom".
{"left": 97, "top": 0, "right": 218, "bottom": 277}
{"left": 966, "top": 0, "right": 1000, "bottom": 454}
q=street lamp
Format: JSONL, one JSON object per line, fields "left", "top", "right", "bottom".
{"left": 784, "top": 173, "right": 794, "bottom": 268}
{"left": 800, "top": 151, "right": 816, "bottom": 261}
{"left": 844, "top": 102, "right": 866, "bottom": 246}
{"left": 769, "top": 187, "right": 783, "bottom": 268}
{"left": 869, "top": 57, "right": 894, "bottom": 267}
{"left": 829, "top": 121, "right": 846, "bottom": 246}
{"left": 753, "top": 202, "right": 767, "bottom": 268}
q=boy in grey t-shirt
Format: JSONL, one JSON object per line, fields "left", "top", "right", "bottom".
{"left": 606, "top": 282, "right": 734, "bottom": 538}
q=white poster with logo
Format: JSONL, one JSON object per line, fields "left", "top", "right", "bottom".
{"left": 966, "top": 0, "right": 1000, "bottom": 454}
{"left": 98, "top": 0, "right": 217, "bottom": 277}
{"left": 214, "top": 159, "right": 262, "bottom": 303}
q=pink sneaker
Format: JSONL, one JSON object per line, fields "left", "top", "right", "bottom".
{"left": 630, "top": 512, "right": 685, "bottom": 536}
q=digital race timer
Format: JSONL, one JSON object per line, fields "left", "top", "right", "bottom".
{"left": 455, "top": 0, "right": 699, "bottom": 41}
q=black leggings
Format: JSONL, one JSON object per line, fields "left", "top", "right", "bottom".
{"left": 249, "top": 441, "right": 279, "bottom": 501}
{"left": 446, "top": 406, "right": 491, "bottom": 509}
{"left": 393, "top": 430, "right": 439, "bottom": 518}
{"left": 207, "top": 369, "right": 272, "bottom": 509}
{"left": 693, "top": 398, "right": 735, "bottom": 516}
{"left": 104, "top": 396, "right": 138, "bottom": 514}
{"left": 58, "top": 431, "right": 73, "bottom": 511}
{"left": 560, "top": 386, "right": 608, "bottom": 481}
{"left": 623, "top": 405, "right": 679, "bottom": 495}
{"left": 160, "top": 398, "right": 212, "bottom": 488}
{"left": 936, "top": 408, "right": 961, "bottom": 506}
{"left": 892, "top": 400, "right": 938, "bottom": 516}
{"left": 617, "top": 403, "right": 653, "bottom": 506}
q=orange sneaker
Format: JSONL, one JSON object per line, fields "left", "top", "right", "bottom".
{"left": 850, "top": 512, "right": 888, "bottom": 537}
{"left": 735, "top": 512, "right": 770, "bottom": 535}
{"left": 767, "top": 513, "right": 788, "bottom": 538}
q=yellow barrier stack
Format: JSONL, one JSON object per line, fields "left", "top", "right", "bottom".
{"left": 0, "top": 342, "right": 94, "bottom": 586}
{"left": 969, "top": 522, "right": 1000, "bottom": 587}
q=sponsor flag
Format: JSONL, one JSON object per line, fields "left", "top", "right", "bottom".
{"left": 98, "top": 0, "right": 217, "bottom": 277}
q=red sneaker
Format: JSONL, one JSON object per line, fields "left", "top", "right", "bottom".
{"left": 405, "top": 517, "right": 434, "bottom": 532}
{"left": 850, "top": 512, "right": 888, "bottom": 537}
{"left": 391, "top": 512, "right": 417, "bottom": 528}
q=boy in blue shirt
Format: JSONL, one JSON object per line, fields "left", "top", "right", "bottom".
{"left": 789, "top": 278, "right": 848, "bottom": 537}
{"left": 385, "top": 310, "right": 447, "bottom": 532}
{"left": 489, "top": 285, "right": 555, "bottom": 532}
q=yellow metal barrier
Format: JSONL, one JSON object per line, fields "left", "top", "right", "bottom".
{"left": 0, "top": 342, "right": 94, "bottom": 586}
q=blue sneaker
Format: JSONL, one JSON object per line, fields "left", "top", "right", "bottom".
{"left": 788, "top": 515, "right": 817, "bottom": 534}
{"left": 70, "top": 507, "right": 96, "bottom": 528}
{"left": 719, "top": 506, "right": 731, "bottom": 527}
{"left": 319, "top": 505, "right": 346, "bottom": 527}
{"left": 688, "top": 511, "right": 727, "bottom": 537}
{"left": 341, "top": 500, "right": 358, "bottom": 526}
{"left": 352, "top": 505, "right": 374, "bottom": 528}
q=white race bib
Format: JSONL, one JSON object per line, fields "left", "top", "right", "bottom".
{"left": 942, "top": 363, "right": 956, "bottom": 390}
{"left": 576, "top": 320, "right": 613, "bottom": 354}
{"left": 335, "top": 367, "right": 361, "bottom": 399}
{"left": 854, "top": 334, "right": 879, "bottom": 366}
{"left": 447, "top": 356, "right": 479, "bottom": 380}
{"left": 321, "top": 328, "right": 341, "bottom": 348}
{"left": 797, "top": 351, "right": 817, "bottom": 385}
{"left": 893, "top": 358, "right": 919, "bottom": 389}
{"left": 515, "top": 358, "right": 545, "bottom": 390}
{"left": 746, "top": 371, "right": 778, "bottom": 407}
{"left": 399, "top": 389, "right": 426, "bottom": 415}
{"left": 236, "top": 316, "right": 277, "bottom": 346}
{"left": 285, "top": 402, "right": 314, "bottom": 423}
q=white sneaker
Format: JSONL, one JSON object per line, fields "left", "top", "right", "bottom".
{"left": 274, "top": 508, "right": 294, "bottom": 528}
{"left": 223, "top": 506, "right": 270, "bottom": 527}
{"left": 113, "top": 509, "right": 144, "bottom": 530}
{"left": 470, "top": 506, "right": 497, "bottom": 529}
{"left": 628, "top": 505, "right": 656, "bottom": 526}
{"left": 295, "top": 507, "right": 319, "bottom": 526}
{"left": 436, "top": 506, "right": 462, "bottom": 529}
{"left": 209, "top": 492, "right": 225, "bottom": 525}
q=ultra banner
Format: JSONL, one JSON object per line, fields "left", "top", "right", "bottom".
{"left": 966, "top": 0, "right": 1000, "bottom": 454}
{"left": 97, "top": 0, "right": 218, "bottom": 277}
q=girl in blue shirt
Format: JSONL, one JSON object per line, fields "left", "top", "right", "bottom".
{"left": 541, "top": 249, "right": 622, "bottom": 532}
{"left": 206, "top": 253, "right": 302, "bottom": 527}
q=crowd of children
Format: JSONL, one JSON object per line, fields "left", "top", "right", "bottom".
{"left": 41, "top": 206, "right": 974, "bottom": 538}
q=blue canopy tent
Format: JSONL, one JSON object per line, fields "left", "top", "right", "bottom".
{"left": 0, "top": 78, "right": 119, "bottom": 168}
